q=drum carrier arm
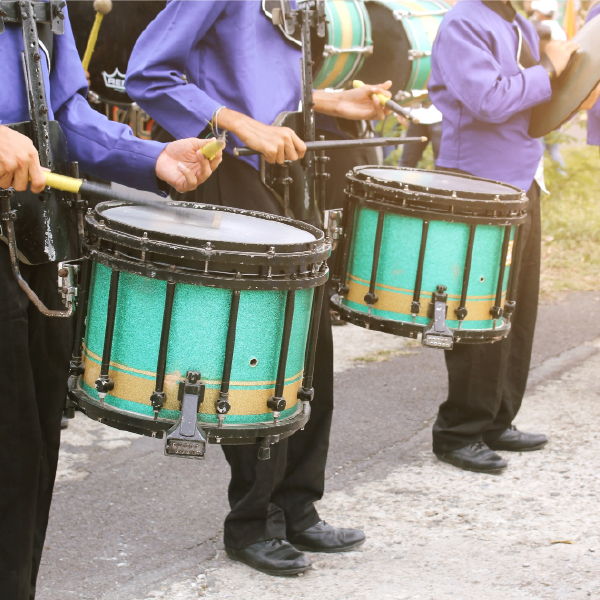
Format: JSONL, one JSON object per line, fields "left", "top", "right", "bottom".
{"left": 0, "top": 1, "right": 77, "bottom": 318}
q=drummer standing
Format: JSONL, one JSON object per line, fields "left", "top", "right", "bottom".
{"left": 428, "top": 0, "right": 579, "bottom": 473}
{"left": 0, "top": 5, "right": 222, "bottom": 598}
{"left": 126, "top": 0, "right": 390, "bottom": 576}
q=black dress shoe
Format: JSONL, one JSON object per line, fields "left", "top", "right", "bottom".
{"left": 288, "top": 521, "right": 365, "bottom": 553}
{"left": 435, "top": 442, "right": 507, "bottom": 473}
{"left": 486, "top": 425, "right": 548, "bottom": 452}
{"left": 225, "top": 539, "right": 311, "bottom": 576}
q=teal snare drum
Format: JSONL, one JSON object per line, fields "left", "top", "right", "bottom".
{"left": 309, "top": 0, "right": 373, "bottom": 90}
{"left": 68, "top": 202, "right": 330, "bottom": 460}
{"left": 331, "top": 167, "right": 529, "bottom": 348}
{"left": 359, "top": 0, "right": 450, "bottom": 94}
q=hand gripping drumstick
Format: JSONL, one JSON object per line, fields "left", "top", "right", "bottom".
{"left": 40, "top": 139, "right": 225, "bottom": 224}
{"left": 81, "top": 0, "right": 113, "bottom": 72}
{"left": 352, "top": 80, "right": 420, "bottom": 124}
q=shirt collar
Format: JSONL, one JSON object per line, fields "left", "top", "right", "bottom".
{"left": 481, "top": 1, "right": 517, "bottom": 22}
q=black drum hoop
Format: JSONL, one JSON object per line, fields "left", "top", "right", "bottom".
{"left": 68, "top": 387, "right": 311, "bottom": 445}
{"left": 87, "top": 201, "right": 330, "bottom": 267}
{"left": 331, "top": 295, "right": 510, "bottom": 344}
{"left": 346, "top": 168, "right": 528, "bottom": 223}
{"left": 344, "top": 192, "right": 529, "bottom": 227}
{"left": 87, "top": 248, "right": 329, "bottom": 291}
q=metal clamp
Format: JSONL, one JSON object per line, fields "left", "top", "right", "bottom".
{"left": 323, "top": 209, "right": 343, "bottom": 249}
{"left": 408, "top": 49, "right": 431, "bottom": 61}
{"left": 58, "top": 261, "right": 80, "bottom": 310}
{"left": 164, "top": 371, "right": 207, "bottom": 460}
{"left": 393, "top": 8, "right": 448, "bottom": 20}
{"left": 422, "top": 285, "right": 454, "bottom": 350}
{"left": 323, "top": 44, "right": 373, "bottom": 57}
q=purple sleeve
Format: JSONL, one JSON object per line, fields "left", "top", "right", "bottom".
{"left": 125, "top": 0, "right": 226, "bottom": 140}
{"left": 432, "top": 18, "right": 553, "bottom": 125}
{"left": 49, "top": 6, "right": 166, "bottom": 193}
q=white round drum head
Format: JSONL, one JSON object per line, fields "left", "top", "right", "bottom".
{"left": 358, "top": 167, "right": 517, "bottom": 196}
{"left": 101, "top": 205, "right": 316, "bottom": 245}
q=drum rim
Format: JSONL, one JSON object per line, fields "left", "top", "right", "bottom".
{"left": 350, "top": 165, "right": 524, "bottom": 200}
{"left": 330, "top": 294, "right": 511, "bottom": 344}
{"left": 68, "top": 386, "right": 311, "bottom": 443}
{"left": 87, "top": 201, "right": 330, "bottom": 266}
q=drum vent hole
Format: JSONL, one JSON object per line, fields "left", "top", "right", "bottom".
{"left": 250, "top": 358, "right": 258, "bottom": 367}
{"left": 480, "top": 276, "right": 485, "bottom": 282}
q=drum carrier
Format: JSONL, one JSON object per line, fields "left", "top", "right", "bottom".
{"left": 331, "top": 166, "right": 529, "bottom": 349}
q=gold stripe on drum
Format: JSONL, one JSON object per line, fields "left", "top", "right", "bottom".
{"left": 319, "top": 0, "right": 354, "bottom": 89}
{"left": 81, "top": 345, "right": 303, "bottom": 416}
{"left": 346, "top": 276, "right": 505, "bottom": 321}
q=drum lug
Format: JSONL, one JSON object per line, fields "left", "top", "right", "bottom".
{"left": 57, "top": 261, "right": 80, "bottom": 312}
{"left": 164, "top": 371, "right": 207, "bottom": 460}
{"left": 257, "top": 434, "right": 281, "bottom": 461}
{"left": 422, "top": 285, "right": 454, "bottom": 350}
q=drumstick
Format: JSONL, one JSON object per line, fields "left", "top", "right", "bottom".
{"left": 81, "top": 0, "right": 113, "bottom": 72}
{"left": 352, "top": 80, "right": 420, "bottom": 124}
{"left": 234, "top": 136, "right": 427, "bottom": 157}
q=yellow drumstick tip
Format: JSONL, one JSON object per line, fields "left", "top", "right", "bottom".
{"left": 43, "top": 172, "right": 83, "bottom": 194}
{"left": 201, "top": 138, "right": 225, "bottom": 161}
{"left": 353, "top": 80, "right": 390, "bottom": 108}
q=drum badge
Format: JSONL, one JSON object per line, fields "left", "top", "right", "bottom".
{"left": 102, "top": 68, "right": 127, "bottom": 93}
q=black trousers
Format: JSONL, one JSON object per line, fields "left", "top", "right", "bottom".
{"left": 399, "top": 121, "right": 442, "bottom": 169}
{"left": 0, "top": 244, "right": 73, "bottom": 600}
{"left": 176, "top": 153, "right": 335, "bottom": 549}
{"left": 432, "top": 181, "right": 541, "bottom": 453}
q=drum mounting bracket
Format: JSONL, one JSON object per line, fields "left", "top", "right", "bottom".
{"left": 422, "top": 285, "right": 454, "bottom": 350}
{"left": 165, "top": 371, "right": 207, "bottom": 460}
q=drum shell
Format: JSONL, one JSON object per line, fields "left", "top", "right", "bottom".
{"left": 342, "top": 205, "right": 514, "bottom": 331}
{"left": 311, "top": 0, "right": 372, "bottom": 90}
{"left": 77, "top": 262, "right": 313, "bottom": 426}
{"left": 358, "top": 0, "right": 449, "bottom": 94}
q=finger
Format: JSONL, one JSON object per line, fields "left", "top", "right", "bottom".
{"left": 275, "top": 140, "right": 286, "bottom": 165}
{"left": 175, "top": 162, "right": 197, "bottom": 193}
{"left": 283, "top": 136, "right": 299, "bottom": 162}
{"left": 29, "top": 161, "right": 46, "bottom": 194}
{"left": 0, "top": 172, "right": 13, "bottom": 190}
{"left": 263, "top": 145, "right": 277, "bottom": 164}
{"left": 209, "top": 151, "right": 223, "bottom": 171}
{"left": 197, "top": 158, "right": 212, "bottom": 184}
{"left": 12, "top": 161, "right": 30, "bottom": 192}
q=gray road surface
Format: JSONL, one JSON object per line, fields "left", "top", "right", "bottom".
{"left": 37, "top": 292, "right": 600, "bottom": 599}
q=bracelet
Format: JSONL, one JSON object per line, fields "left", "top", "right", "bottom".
{"left": 211, "top": 105, "right": 226, "bottom": 136}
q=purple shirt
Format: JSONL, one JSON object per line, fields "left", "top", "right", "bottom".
{"left": 0, "top": 4, "right": 165, "bottom": 193}
{"left": 586, "top": 4, "right": 600, "bottom": 146}
{"left": 126, "top": 1, "right": 302, "bottom": 171}
{"left": 429, "top": 0, "right": 553, "bottom": 191}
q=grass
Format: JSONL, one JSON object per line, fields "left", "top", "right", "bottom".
{"left": 541, "top": 140, "right": 600, "bottom": 296}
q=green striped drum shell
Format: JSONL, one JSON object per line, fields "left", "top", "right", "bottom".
{"left": 336, "top": 167, "right": 528, "bottom": 339}
{"left": 81, "top": 263, "right": 314, "bottom": 425}
{"left": 313, "top": 0, "right": 373, "bottom": 90}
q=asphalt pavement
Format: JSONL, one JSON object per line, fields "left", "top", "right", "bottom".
{"left": 37, "top": 291, "right": 600, "bottom": 600}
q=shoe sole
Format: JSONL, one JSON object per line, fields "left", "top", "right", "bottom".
{"left": 225, "top": 549, "right": 312, "bottom": 577}
{"left": 487, "top": 441, "right": 547, "bottom": 453}
{"left": 292, "top": 538, "right": 366, "bottom": 554}
{"left": 435, "top": 454, "right": 507, "bottom": 474}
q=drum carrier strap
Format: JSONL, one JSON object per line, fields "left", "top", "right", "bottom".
{"left": 0, "top": 1, "right": 78, "bottom": 318}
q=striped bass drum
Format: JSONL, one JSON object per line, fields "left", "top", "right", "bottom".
{"left": 358, "top": 0, "right": 450, "bottom": 94}
{"left": 301, "top": 0, "right": 373, "bottom": 90}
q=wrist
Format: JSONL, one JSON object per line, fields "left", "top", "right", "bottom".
{"left": 539, "top": 53, "right": 557, "bottom": 84}
{"left": 313, "top": 89, "right": 342, "bottom": 117}
{"left": 215, "top": 107, "right": 247, "bottom": 137}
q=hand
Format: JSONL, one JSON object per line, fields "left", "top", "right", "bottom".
{"left": 579, "top": 82, "right": 600, "bottom": 111}
{"left": 155, "top": 137, "right": 222, "bottom": 193}
{"left": 0, "top": 125, "right": 46, "bottom": 193}
{"left": 313, "top": 81, "right": 393, "bottom": 120}
{"left": 217, "top": 108, "right": 306, "bottom": 164}
{"left": 543, "top": 40, "right": 580, "bottom": 78}
{"left": 85, "top": 70, "right": 91, "bottom": 87}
